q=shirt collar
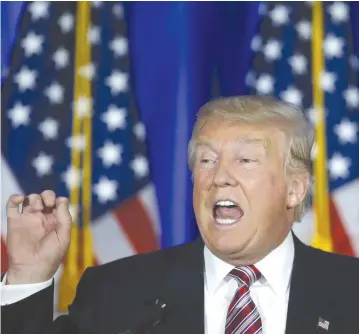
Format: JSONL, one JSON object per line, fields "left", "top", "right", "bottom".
{"left": 204, "top": 231, "right": 295, "bottom": 296}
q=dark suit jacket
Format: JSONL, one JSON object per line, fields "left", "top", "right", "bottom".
{"left": 2, "top": 232, "right": 359, "bottom": 334}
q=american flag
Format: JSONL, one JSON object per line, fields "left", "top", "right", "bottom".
{"left": 246, "top": 2, "right": 359, "bottom": 256}
{"left": 1, "top": 1, "right": 160, "bottom": 312}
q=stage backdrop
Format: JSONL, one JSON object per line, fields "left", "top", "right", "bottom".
{"left": 2, "top": 1, "right": 359, "bottom": 313}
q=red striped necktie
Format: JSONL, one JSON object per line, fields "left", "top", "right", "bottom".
{"left": 225, "top": 265, "right": 263, "bottom": 334}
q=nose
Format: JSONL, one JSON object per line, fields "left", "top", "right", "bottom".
{"left": 213, "top": 160, "right": 238, "bottom": 188}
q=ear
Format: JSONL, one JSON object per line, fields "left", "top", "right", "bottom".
{"left": 286, "top": 172, "right": 310, "bottom": 209}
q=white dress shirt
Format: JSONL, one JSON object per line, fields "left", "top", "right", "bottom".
{"left": 1, "top": 233, "right": 294, "bottom": 334}
{"left": 204, "top": 232, "right": 294, "bottom": 334}
{"left": 1, "top": 273, "right": 52, "bottom": 305}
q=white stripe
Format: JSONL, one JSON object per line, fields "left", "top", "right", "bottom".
{"left": 252, "top": 326, "right": 263, "bottom": 334}
{"left": 240, "top": 315, "right": 261, "bottom": 334}
{"left": 232, "top": 307, "right": 257, "bottom": 333}
{"left": 227, "top": 291, "right": 251, "bottom": 323}
{"left": 92, "top": 212, "right": 135, "bottom": 263}
{"left": 332, "top": 179, "right": 359, "bottom": 256}
{"left": 1, "top": 158, "right": 24, "bottom": 239}
{"left": 226, "top": 298, "right": 252, "bottom": 328}
{"left": 138, "top": 184, "right": 161, "bottom": 237}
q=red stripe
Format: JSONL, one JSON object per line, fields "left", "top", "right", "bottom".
{"left": 1, "top": 237, "right": 8, "bottom": 275}
{"left": 113, "top": 196, "right": 159, "bottom": 254}
{"left": 329, "top": 197, "right": 355, "bottom": 256}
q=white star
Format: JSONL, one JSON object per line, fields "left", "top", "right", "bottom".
{"left": 306, "top": 106, "right": 327, "bottom": 125}
{"left": 263, "top": 39, "right": 282, "bottom": 62}
{"left": 255, "top": 74, "right": 274, "bottom": 95}
{"left": 334, "top": 118, "right": 358, "bottom": 144}
{"left": 112, "top": 3, "right": 124, "bottom": 18}
{"left": 66, "top": 135, "right": 86, "bottom": 151}
{"left": 251, "top": 35, "right": 262, "bottom": 52}
{"left": 78, "top": 63, "right": 95, "bottom": 80}
{"left": 74, "top": 96, "right": 93, "bottom": 118}
{"left": 105, "top": 71, "right": 128, "bottom": 95}
{"left": 93, "top": 177, "right": 118, "bottom": 203}
{"left": 269, "top": 5, "right": 290, "bottom": 26}
{"left": 21, "top": 32, "right": 44, "bottom": 57}
{"left": 328, "top": 2, "right": 349, "bottom": 24}
{"left": 62, "top": 166, "right": 82, "bottom": 190}
{"left": 14, "top": 67, "right": 37, "bottom": 92}
{"left": 53, "top": 48, "right": 69, "bottom": 69}
{"left": 38, "top": 118, "right": 59, "bottom": 140}
{"left": 101, "top": 105, "right": 127, "bottom": 131}
{"left": 29, "top": 2, "right": 49, "bottom": 20}
{"left": 280, "top": 86, "right": 303, "bottom": 107}
{"left": 296, "top": 21, "right": 311, "bottom": 40}
{"left": 134, "top": 123, "right": 146, "bottom": 141}
{"left": 130, "top": 155, "right": 149, "bottom": 179}
{"left": 58, "top": 13, "right": 74, "bottom": 33}
{"left": 343, "top": 86, "right": 359, "bottom": 109}
{"left": 32, "top": 152, "right": 53, "bottom": 177}
{"left": 92, "top": 1, "right": 103, "bottom": 7}
{"left": 109, "top": 36, "right": 128, "bottom": 57}
{"left": 87, "top": 26, "right": 100, "bottom": 45}
{"left": 324, "top": 34, "right": 344, "bottom": 59}
{"left": 8, "top": 102, "right": 31, "bottom": 128}
{"left": 45, "top": 82, "right": 64, "bottom": 104}
{"left": 327, "top": 153, "right": 351, "bottom": 180}
{"left": 320, "top": 71, "right": 337, "bottom": 93}
{"left": 97, "top": 141, "right": 123, "bottom": 167}
{"left": 288, "top": 54, "right": 307, "bottom": 75}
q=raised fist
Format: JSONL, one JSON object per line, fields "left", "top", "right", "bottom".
{"left": 5, "top": 190, "right": 72, "bottom": 284}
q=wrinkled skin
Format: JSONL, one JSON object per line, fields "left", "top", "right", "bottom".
{"left": 192, "top": 119, "right": 308, "bottom": 266}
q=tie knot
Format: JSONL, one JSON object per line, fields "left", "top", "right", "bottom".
{"left": 228, "top": 265, "right": 261, "bottom": 288}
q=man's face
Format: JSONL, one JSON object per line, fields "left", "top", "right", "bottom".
{"left": 192, "top": 119, "right": 301, "bottom": 265}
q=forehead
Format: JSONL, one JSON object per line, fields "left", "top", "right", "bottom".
{"left": 196, "top": 119, "right": 286, "bottom": 147}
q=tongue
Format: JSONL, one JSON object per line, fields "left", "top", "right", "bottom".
{"left": 215, "top": 207, "right": 243, "bottom": 219}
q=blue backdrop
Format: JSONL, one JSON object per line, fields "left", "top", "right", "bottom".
{"left": 2, "top": 1, "right": 359, "bottom": 250}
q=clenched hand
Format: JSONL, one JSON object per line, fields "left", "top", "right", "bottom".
{"left": 5, "top": 190, "right": 72, "bottom": 284}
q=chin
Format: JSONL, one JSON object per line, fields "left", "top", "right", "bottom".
{"left": 206, "top": 232, "right": 245, "bottom": 256}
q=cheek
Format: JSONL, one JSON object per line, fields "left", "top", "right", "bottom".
{"left": 241, "top": 169, "right": 286, "bottom": 200}
{"left": 193, "top": 169, "right": 214, "bottom": 191}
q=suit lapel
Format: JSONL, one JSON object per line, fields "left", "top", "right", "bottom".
{"left": 155, "top": 238, "right": 205, "bottom": 334}
{"left": 285, "top": 233, "right": 339, "bottom": 334}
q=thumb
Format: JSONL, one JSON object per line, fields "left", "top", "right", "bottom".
{"left": 55, "top": 197, "right": 72, "bottom": 244}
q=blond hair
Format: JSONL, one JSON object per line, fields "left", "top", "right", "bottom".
{"left": 188, "top": 96, "right": 314, "bottom": 221}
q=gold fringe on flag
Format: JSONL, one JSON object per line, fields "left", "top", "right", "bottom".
{"left": 311, "top": 2, "right": 333, "bottom": 253}
{"left": 59, "top": 1, "right": 94, "bottom": 312}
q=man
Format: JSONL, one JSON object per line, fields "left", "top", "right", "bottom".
{"left": 2, "top": 96, "right": 359, "bottom": 334}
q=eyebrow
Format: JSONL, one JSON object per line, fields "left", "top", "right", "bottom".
{"left": 195, "top": 140, "right": 219, "bottom": 153}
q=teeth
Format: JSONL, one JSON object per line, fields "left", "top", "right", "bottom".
{"left": 216, "top": 200, "right": 237, "bottom": 207}
{"left": 216, "top": 218, "right": 238, "bottom": 225}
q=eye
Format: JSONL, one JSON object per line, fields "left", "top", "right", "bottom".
{"left": 200, "top": 158, "right": 214, "bottom": 164}
{"left": 239, "top": 158, "right": 255, "bottom": 163}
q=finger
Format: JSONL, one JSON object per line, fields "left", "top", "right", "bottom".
{"left": 22, "top": 194, "right": 43, "bottom": 214}
{"left": 6, "top": 194, "right": 25, "bottom": 218}
{"left": 40, "top": 190, "right": 56, "bottom": 208}
{"left": 55, "top": 197, "right": 72, "bottom": 242}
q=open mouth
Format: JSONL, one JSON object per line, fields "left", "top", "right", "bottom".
{"left": 212, "top": 200, "right": 244, "bottom": 225}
